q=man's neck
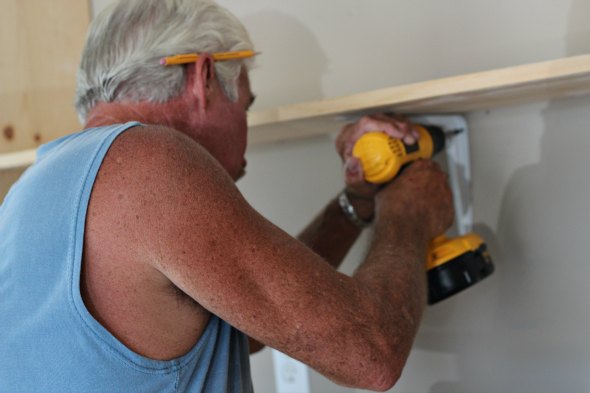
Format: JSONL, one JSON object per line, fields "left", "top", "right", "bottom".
{"left": 84, "top": 99, "right": 195, "bottom": 135}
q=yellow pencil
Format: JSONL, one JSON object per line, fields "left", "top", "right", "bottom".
{"left": 160, "top": 50, "right": 258, "bottom": 66}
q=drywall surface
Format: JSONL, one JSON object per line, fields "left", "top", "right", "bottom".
{"left": 223, "top": 1, "right": 590, "bottom": 392}
{"left": 90, "top": 0, "right": 590, "bottom": 392}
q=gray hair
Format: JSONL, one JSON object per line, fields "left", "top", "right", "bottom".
{"left": 75, "top": 0, "right": 254, "bottom": 123}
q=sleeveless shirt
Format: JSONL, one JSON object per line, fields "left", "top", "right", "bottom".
{"left": 0, "top": 122, "right": 252, "bottom": 392}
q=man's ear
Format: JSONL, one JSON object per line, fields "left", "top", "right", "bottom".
{"left": 187, "top": 54, "right": 216, "bottom": 114}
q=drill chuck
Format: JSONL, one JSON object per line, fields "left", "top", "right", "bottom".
{"left": 424, "top": 125, "right": 446, "bottom": 156}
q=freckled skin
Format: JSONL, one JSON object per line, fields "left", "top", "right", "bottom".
{"left": 81, "top": 57, "right": 454, "bottom": 390}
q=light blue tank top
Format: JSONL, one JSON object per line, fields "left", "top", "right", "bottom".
{"left": 0, "top": 122, "right": 252, "bottom": 392}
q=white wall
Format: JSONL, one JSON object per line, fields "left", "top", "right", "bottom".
{"left": 92, "top": 1, "right": 590, "bottom": 392}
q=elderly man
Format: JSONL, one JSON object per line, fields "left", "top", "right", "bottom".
{"left": 0, "top": 0, "right": 453, "bottom": 391}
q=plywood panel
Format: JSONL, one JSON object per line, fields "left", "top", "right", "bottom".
{"left": 0, "top": 0, "right": 90, "bottom": 154}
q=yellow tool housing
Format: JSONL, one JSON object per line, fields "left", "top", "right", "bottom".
{"left": 352, "top": 126, "right": 435, "bottom": 184}
{"left": 352, "top": 125, "right": 494, "bottom": 304}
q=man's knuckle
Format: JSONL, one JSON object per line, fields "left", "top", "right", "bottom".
{"left": 359, "top": 115, "right": 373, "bottom": 124}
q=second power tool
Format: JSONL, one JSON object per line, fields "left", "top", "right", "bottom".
{"left": 353, "top": 125, "right": 494, "bottom": 304}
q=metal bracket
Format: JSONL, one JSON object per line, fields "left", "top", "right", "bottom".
{"left": 270, "top": 115, "right": 474, "bottom": 391}
{"left": 410, "top": 115, "right": 473, "bottom": 235}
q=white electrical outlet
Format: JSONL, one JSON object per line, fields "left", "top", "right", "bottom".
{"left": 272, "top": 350, "right": 310, "bottom": 393}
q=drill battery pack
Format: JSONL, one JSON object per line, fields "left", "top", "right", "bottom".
{"left": 426, "top": 235, "right": 495, "bottom": 304}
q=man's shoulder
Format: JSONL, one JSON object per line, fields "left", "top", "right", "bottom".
{"left": 107, "top": 124, "right": 226, "bottom": 185}
{"left": 113, "top": 124, "right": 202, "bottom": 166}
{"left": 87, "top": 122, "right": 238, "bottom": 266}
{"left": 92, "top": 124, "right": 231, "bottom": 220}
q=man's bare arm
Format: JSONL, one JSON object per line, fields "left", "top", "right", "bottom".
{"left": 248, "top": 193, "right": 373, "bottom": 354}
{"left": 120, "top": 126, "right": 452, "bottom": 391}
{"left": 297, "top": 194, "right": 374, "bottom": 269}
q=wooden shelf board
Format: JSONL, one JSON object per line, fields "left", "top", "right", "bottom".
{"left": 0, "top": 149, "right": 36, "bottom": 171}
{"left": 248, "top": 54, "right": 590, "bottom": 144}
{"left": 3, "top": 54, "right": 590, "bottom": 170}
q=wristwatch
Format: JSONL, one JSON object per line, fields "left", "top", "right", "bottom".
{"left": 337, "top": 190, "right": 374, "bottom": 229}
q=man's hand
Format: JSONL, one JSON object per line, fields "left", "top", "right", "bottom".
{"left": 376, "top": 159, "right": 455, "bottom": 240}
{"left": 335, "top": 114, "right": 419, "bottom": 198}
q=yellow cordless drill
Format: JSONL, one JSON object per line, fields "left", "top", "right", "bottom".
{"left": 353, "top": 125, "right": 494, "bottom": 304}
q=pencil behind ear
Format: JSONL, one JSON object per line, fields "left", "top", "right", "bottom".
{"left": 191, "top": 54, "right": 216, "bottom": 114}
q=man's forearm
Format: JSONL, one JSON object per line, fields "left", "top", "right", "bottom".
{"left": 250, "top": 193, "right": 372, "bottom": 355}
{"left": 297, "top": 193, "right": 374, "bottom": 269}
{"left": 352, "top": 212, "right": 430, "bottom": 366}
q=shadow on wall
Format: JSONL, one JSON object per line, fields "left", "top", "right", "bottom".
{"left": 492, "top": 96, "right": 590, "bottom": 391}
{"left": 490, "top": 0, "right": 590, "bottom": 390}
{"left": 240, "top": 10, "right": 329, "bottom": 109}
{"left": 397, "top": 1, "right": 590, "bottom": 392}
